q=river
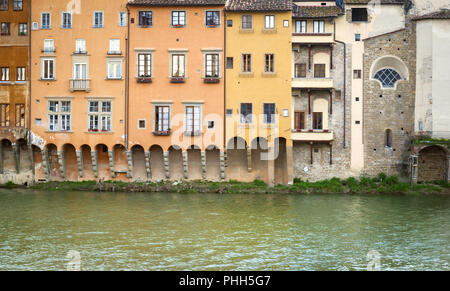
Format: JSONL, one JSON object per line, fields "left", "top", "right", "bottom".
{"left": 0, "top": 189, "right": 449, "bottom": 270}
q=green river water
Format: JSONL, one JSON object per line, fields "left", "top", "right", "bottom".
{"left": 0, "top": 189, "right": 449, "bottom": 270}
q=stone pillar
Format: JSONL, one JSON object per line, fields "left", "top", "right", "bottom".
{"left": 201, "top": 151, "right": 206, "bottom": 179}
{"left": 267, "top": 147, "right": 275, "bottom": 187}
{"left": 126, "top": 150, "right": 133, "bottom": 179}
{"left": 57, "top": 150, "right": 65, "bottom": 179}
{"left": 29, "top": 145, "right": 35, "bottom": 176}
{"left": 145, "top": 151, "right": 151, "bottom": 179}
{"left": 91, "top": 150, "right": 98, "bottom": 178}
{"left": 247, "top": 148, "right": 252, "bottom": 172}
{"left": 42, "top": 149, "right": 50, "bottom": 180}
{"left": 76, "top": 150, "right": 84, "bottom": 178}
{"left": 286, "top": 145, "right": 294, "bottom": 185}
{"left": 182, "top": 151, "right": 188, "bottom": 179}
{"left": 410, "top": 154, "right": 418, "bottom": 184}
{"left": 108, "top": 150, "right": 116, "bottom": 178}
{"left": 0, "top": 141, "right": 4, "bottom": 175}
{"left": 13, "top": 143, "right": 20, "bottom": 173}
{"left": 163, "top": 151, "right": 170, "bottom": 179}
{"left": 220, "top": 151, "right": 226, "bottom": 180}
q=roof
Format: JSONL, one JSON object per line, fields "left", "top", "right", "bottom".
{"left": 127, "top": 0, "right": 226, "bottom": 6}
{"left": 344, "top": 0, "right": 404, "bottom": 4}
{"left": 225, "top": 0, "right": 292, "bottom": 12}
{"left": 413, "top": 9, "right": 450, "bottom": 21}
{"left": 293, "top": 5, "right": 343, "bottom": 18}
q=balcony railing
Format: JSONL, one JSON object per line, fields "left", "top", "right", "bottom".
{"left": 70, "top": 79, "right": 90, "bottom": 92}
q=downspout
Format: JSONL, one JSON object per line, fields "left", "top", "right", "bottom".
{"left": 223, "top": 9, "right": 226, "bottom": 151}
{"left": 125, "top": 5, "right": 130, "bottom": 150}
{"left": 333, "top": 19, "right": 347, "bottom": 149}
{"left": 27, "top": 0, "right": 32, "bottom": 144}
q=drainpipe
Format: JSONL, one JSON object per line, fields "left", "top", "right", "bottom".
{"left": 27, "top": 0, "right": 32, "bottom": 144}
{"left": 125, "top": 5, "right": 130, "bottom": 150}
{"left": 334, "top": 19, "right": 347, "bottom": 149}
{"left": 223, "top": 9, "right": 227, "bottom": 151}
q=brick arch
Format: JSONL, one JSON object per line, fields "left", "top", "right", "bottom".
{"left": 418, "top": 145, "right": 448, "bottom": 182}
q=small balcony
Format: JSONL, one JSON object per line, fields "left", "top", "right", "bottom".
{"left": 291, "top": 129, "right": 335, "bottom": 142}
{"left": 292, "top": 33, "right": 333, "bottom": 44}
{"left": 137, "top": 76, "right": 152, "bottom": 83}
{"left": 203, "top": 77, "right": 220, "bottom": 84}
{"left": 170, "top": 77, "right": 185, "bottom": 83}
{"left": 70, "top": 79, "right": 90, "bottom": 92}
{"left": 292, "top": 78, "right": 334, "bottom": 89}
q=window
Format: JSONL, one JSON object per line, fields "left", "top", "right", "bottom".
{"left": 155, "top": 106, "right": 170, "bottom": 132}
{"left": 242, "top": 15, "right": 252, "bottom": 29}
{"left": 313, "top": 20, "right": 324, "bottom": 33}
{"left": 15, "top": 104, "right": 25, "bottom": 127}
{"left": 295, "top": 64, "right": 306, "bottom": 78}
{"left": 62, "top": 12, "right": 72, "bottom": 28}
{"left": 205, "top": 54, "right": 219, "bottom": 78}
{"left": 313, "top": 112, "right": 323, "bottom": 130}
{"left": 0, "top": 0, "right": 8, "bottom": 11}
{"left": 283, "top": 20, "right": 289, "bottom": 27}
{"left": 205, "top": 11, "right": 220, "bottom": 26}
{"left": 107, "top": 60, "right": 122, "bottom": 79}
{"left": 16, "top": 67, "right": 25, "bottom": 81}
{"left": 109, "top": 39, "right": 121, "bottom": 54}
{"left": 75, "top": 39, "right": 86, "bottom": 53}
{"left": 227, "top": 20, "right": 233, "bottom": 27}
{"left": 42, "top": 59, "right": 55, "bottom": 79}
{"left": 119, "top": 12, "right": 127, "bottom": 27}
{"left": 226, "top": 57, "right": 233, "bottom": 69}
{"left": 1, "top": 67, "right": 9, "bottom": 81}
{"left": 374, "top": 68, "right": 402, "bottom": 88}
{"left": 314, "top": 64, "right": 326, "bottom": 78}
{"left": 355, "top": 34, "right": 361, "bottom": 41}
{"left": 93, "top": 11, "right": 104, "bottom": 28}
{"left": 13, "top": 0, "right": 22, "bottom": 11}
{"left": 88, "top": 101, "right": 112, "bottom": 132}
{"left": 171, "top": 54, "right": 185, "bottom": 78}
{"left": 185, "top": 106, "right": 201, "bottom": 133}
{"left": 240, "top": 103, "right": 252, "bottom": 124}
{"left": 385, "top": 129, "right": 392, "bottom": 148}
{"left": 242, "top": 54, "right": 251, "bottom": 73}
{"left": 264, "top": 103, "right": 275, "bottom": 124}
{"left": 44, "top": 39, "right": 54, "bottom": 52}
{"left": 265, "top": 15, "right": 275, "bottom": 29}
{"left": 264, "top": 54, "right": 274, "bottom": 73}
{"left": 1, "top": 22, "right": 10, "bottom": 35}
{"left": 0, "top": 104, "right": 9, "bottom": 127}
{"left": 18, "top": 23, "right": 27, "bottom": 36}
{"left": 41, "top": 13, "right": 51, "bottom": 29}
{"left": 138, "top": 53, "right": 152, "bottom": 77}
{"left": 48, "top": 100, "right": 71, "bottom": 131}
{"left": 138, "top": 119, "right": 146, "bottom": 129}
{"left": 172, "top": 11, "right": 186, "bottom": 27}
{"left": 294, "top": 112, "right": 305, "bottom": 131}
{"left": 353, "top": 70, "right": 361, "bottom": 79}
{"left": 139, "top": 11, "right": 152, "bottom": 27}
{"left": 73, "top": 63, "right": 87, "bottom": 80}
{"left": 352, "top": 8, "right": 368, "bottom": 22}
{"left": 295, "top": 20, "right": 306, "bottom": 33}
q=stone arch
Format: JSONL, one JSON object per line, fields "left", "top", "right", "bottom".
{"left": 418, "top": 146, "right": 448, "bottom": 182}
{"left": 131, "top": 145, "right": 146, "bottom": 181}
{"left": 17, "top": 138, "right": 31, "bottom": 173}
{"left": 32, "top": 145, "right": 46, "bottom": 182}
{"left": 169, "top": 145, "right": 184, "bottom": 180}
{"left": 80, "top": 144, "right": 95, "bottom": 180}
{"left": 187, "top": 145, "right": 202, "bottom": 180}
{"left": 226, "top": 137, "right": 249, "bottom": 181}
{"left": 63, "top": 144, "right": 78, "bottom": 181}
{"left": 370, "top": 55, "right": 408, "bottom": 89}
{"left": 95, "top": 144, "right": 111, "bottom": 180}
{"left": 1, "top": 139, "right": 15, "bottom": 174}
{"left": 205, "top": 145, "right": 220, "bottom": 181}
{"left": 274, "top": 137, "right": 288, "bottom": 185}
{"left": 312, "top": 98, "right": 329, "bottom": 129}
{"left": 46, "top": 143, "right": 61, "bottom": 181}
{"left": 150, "top": 145, "right": 165, "bottom": 181}
{"left": 113, "top": 144, "right": 128, "bottom": 179}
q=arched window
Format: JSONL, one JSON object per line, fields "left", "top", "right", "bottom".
{"left": 385, "top": 129, "right": 392, "bottom": 148}
{"left": 374, "top": 68, "right": 402, "bottom": 88}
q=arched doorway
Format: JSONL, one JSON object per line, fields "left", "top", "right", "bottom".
{"left": 251, "top": 137, "right": 269, "bottom": 183}
{"left": 205, "top": 145, "right": 221, "bottom": 181}
{"left": 63, "top": 144, "right": 78, "bottom": 181}
{"left": 150, "top": 145, "right": 165, "bottom": 181}
{"left": 168, "top": 145, "right": 183, "bottom": 180}
{"left": 131, "top": 145, "right": 146, "bottom": 181}
{"left": 226, "top": 137, "right": 248, "bottom": 181}
{"left": 95, "top": 144, "right": 111, "bottom": 180}
{"left": 80, "top": 144, "right": 95, "bottom": 180}
{"left": 187, "top": 145, "right": 202, "bottom": 180}
{"left": 418, "top": 146, "right": 448, "bottom": 182}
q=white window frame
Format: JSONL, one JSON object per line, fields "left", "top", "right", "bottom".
{"left": 151, "top": 102, "right": 172, "bottom": 132}
{"left": 47, "top": 99, "right": 72, "bottom": 132}
{"left": 106, "top": 59, "right": 123, "bottom": 79}
{"left": 41, "top": 57, "right": 55, "bottom": 80}
{"left": 119, "top": 12, "right": 127, "bottom": 27}
{"left": 169, "top": 50, "right": 188, "bottom": 79}
{"left": 41, "top": 12, "right": 51, "bottom": 29}
{"left": 73, "top": 63, "right": 87, "bottom": 80}
{"left": 295, "top": 20, "right": 306, "bottom": 33}
{"left": 171, "top": 10, "right": 187, "bottom": 27}
{"left": 17, "top": 67, "right": 25, "bottom": 81}
{"left": 43, "top": 39, "right": 54, "bottom": 53}
{"left": 61, "top": 11, "right": 72, "bottom": 29}
{"left": 202, "top": 49, "right": 222, "bottom": 79}
{"left": 109, "top": 39, "right": 121, "bottom": 54}
{"left": 87, "top": 100, "right": 113, "bottom": 132}
{"left": 1, "top": 67, "right": 9, "bottom": 81}
{"left": 93, "top": 11, "right": 104, "bottom": 28}
{"left": 75, "top": 39, "right": 86, "bottom": 53}
{"left": 135, "top": 50, "right": 154, "bottom": 78}
{"left": 313, "top": 20, "right": 325, "bottom": 33}
{"left": 183, "top": 103, "right": 203, "bottom": 133}
{"left": 264, "top": 15, "right": 275, "bottom": 29}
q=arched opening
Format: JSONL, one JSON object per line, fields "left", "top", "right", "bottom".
{"left": 131, "top": 145, "right": 146, "bottom": 181}
{"left": 95, "top": 144, "right": 111, "bottom": 180}
{"left": 251, "top": 137, "right": 269, "bottom": 183}
{"left": 374, "top": 68, "right": 402, "bottom": 88}
{"left": 169, "top": 145, "right": 183, "bottom": 180}
{"left": 150, "top": 145, "right": 165, "bottom": 181}
{"left": 206, "top": 145, "right": 221, "bottom": 181}
{"left": 187, "top": 145, "right": 202, "bottom": 180}
{"left": 1, "top": 139, "right": 15, "bottom": 174}
{"left": 32, "top": 145, "right": 46, "bottom": 182}
{"left": 274, "top": 138, "right": 288, "bottom": 185}
{"left": 370, "top": 56, "right": 408, "bottom": 89}
{"left": 226, "top": 137, "right": 249, "bottom": 181}
{"left": 63, "top": 144, "right": 78, "bottom": 181}
{"left": 385, "top": 129, "right": 393, "bottom": 148}
{"left": 80, "top": 145, "right": 95, "bottom": 180}
{"left": 418, "top": 146, "right": 448, "bottom": 182}
{"left": 17, "top": 139, "right": 31, "bottom": 173}
{"left": 46, "top": 144, "right": 61, "bottom": 181}
{"left": 312, "top": 98, "right": 329, "bottom": 130}
{"left": 113, "top": 144, "right": 128, "bottom": 180}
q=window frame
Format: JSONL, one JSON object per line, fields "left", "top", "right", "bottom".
{"left": 314, "top": 64, "right": 326, "bottom": 78}
{"left": 16, "top": 66, "right": 25, "bottom": 81}
{"left": 0, "top": 0, "right": 8, "bottom": 11}
{"left": 137, "top": 52, "right": 153, "bottom": 78}
{"left": 13, "top": 0, "right": 23, "bottom": 11}
{"left": 118, "top": 12, "right": 127, "bottom": 27}
{"left": 41, "top": 12, "right": 51, "bottom": 29}
{"left": 263, "top": 103, "right": 276, "bottom": 124}
{"left": 294, "top": 112, "right": 305, "bottom": 131}
{"left": 61, "top": 11, "right": 72, "bottom": 29}
{"left": 47, "top": 99, "right": 72, "bottom": 132}
{"left": 87, "top": 100, "right": 113, "bottom": 132}
{"left": 264, "top": 54, "right": 275, "bottom": 73}
{"left": 172, "top": 11, "right": 187, "bottom": 27}
{"left": 152, "top": 103, "right": 172, "bottom": 133}
{"left": 106, "top": 59, "right": 123, "bottom": 80}
{"left": 138, "top": 11, "right": 153, "bottom": 27}
{"left": 264, "top": 15, "right": 275, "bottom": 29}
{"left": 240, "top": 103, "right": 252, "bottom": 124}
{"left": 295, "top": 63, "right": 307, "bottom": 78}
{"left": 204, "top": 52, "right": 221, "bottom": 79}
{"left": 241, "top": 54, "right": 252, "bottom": 73}
{"left": 18, "top": 23, "right": 27, "bottom": 36}
{"left": 171, "top": 53, "right": 186, "bottom": 78}
{"left": 313, "top": 20, "right": 325, "bottom": 33}
{"left": 41, "top": 58, "right": 55, "bottom": 80}
{"left": 205, "top": 10, "right": 221, "bottom": 27}
{"left": 0, "top": 104, "right": 10, "bottom": 127}
{"left": 313, "top": 112, "right": 323, "bottom": 130}
{"left": 15, "top": 103, "right": 25, "bottom": 127}
{"left": 75, "top": 39, "right": 86, "bottom": 53}
{"left": 1, "top": 22, "right": 10, "bottom": 35}
{"left": 295, "top": 20, "right": 307, "bottom": 33}
{"left": 241, "top": 15, "right": 252, "bottom": 29}
{"left": 93, "top": 11, "right": 104, "bottom": 28}
{"left": 184, "top": 104, "right": 202, "bottom": 133}
{"left": 1, "top": 67, "right": 10, "bottom": 81}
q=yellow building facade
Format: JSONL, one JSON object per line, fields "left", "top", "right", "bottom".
{"left": 225, "top": 0, "right": 293, "bottom": 185}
